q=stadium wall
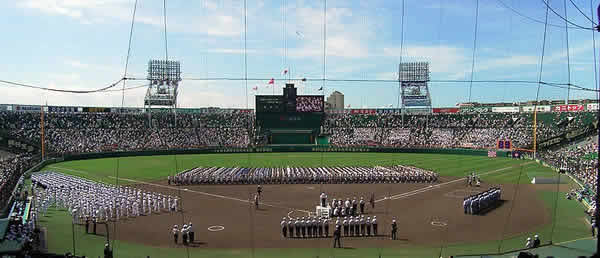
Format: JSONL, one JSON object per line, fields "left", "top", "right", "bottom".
{"left": 42, "top": 146, "right": 511, "bottom": 162}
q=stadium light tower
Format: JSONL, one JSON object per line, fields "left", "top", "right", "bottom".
{"left": 144, "top": 60, "right": 182, "bottom": 126}
{"left": 398, "top": 62, "right": 432, "bottom": 125}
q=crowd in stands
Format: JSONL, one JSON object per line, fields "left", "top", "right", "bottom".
{"left": 0, "top": 112, "right": 252, "bottom": 155}
{"left": 538, "top": 135, "right": 599, "bottom": 191}
{"left": 0, "top": 110, "right": 594, "bottom": 154}
{"left": 4, "top": 200, "right": 35, "bottom": 243}
{"left": 323, "top": 112, "right": 595, "bottom": 149}
{"left": 0, "top": 155, "right": 34, "bottom": 211}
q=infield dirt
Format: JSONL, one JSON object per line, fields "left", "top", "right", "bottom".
{"left": 91, "top": 177, "right": 549, "bottom": 249}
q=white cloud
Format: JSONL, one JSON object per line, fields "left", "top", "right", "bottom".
{"left": 17, "top": 0, "right": 242, "bottom": 37}
{"left": 383, "top": 45, "right": 470, "bottom": 75}
{"left": 285, "top": 4, "right": 371, "bottom": 59}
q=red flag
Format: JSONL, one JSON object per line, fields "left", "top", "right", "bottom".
{"left": 281, "top": 68, "right": 288, "bottom": 75}
{"left": 252, "top": 86, "right": 258, "bottom": 91}
{"left": 268, "top": 78, "right": 274, "bottom": 85}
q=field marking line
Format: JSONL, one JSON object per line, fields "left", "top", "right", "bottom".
{"left": 109, "top": 176, "right": 312, "bottom": 214}
{"left": 376, "top": 161, "right": 535, "bottom": 203}
{"left": 554, "top": 236, "right": 595, "bottom": 246}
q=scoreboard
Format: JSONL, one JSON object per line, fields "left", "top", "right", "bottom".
{"left": 256, "top": 96, "right": 284, "bottom": 113}
{"left": 256, "top": 84, "right": 323, "bottom": 114}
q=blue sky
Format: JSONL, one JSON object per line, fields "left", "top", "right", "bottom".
{"left": 0, "top": 0, "right": 598, "bottom": 108}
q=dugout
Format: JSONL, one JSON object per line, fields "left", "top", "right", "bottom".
{"left": 268, "top": 129, "right": 316, "bottom": 144}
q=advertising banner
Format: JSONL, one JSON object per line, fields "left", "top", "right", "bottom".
{"left": 350, "top": 109, "right": 376, "bottom": 114}
{"left": 432, "top": 108, "right": 460, "bottom": 113}
{"left": 587, "top": 103, "right": 599, "bottom": 111}
{"left": 459, "top": 107, "right": 490, "bottom": 113}
{"left": 553, "top": 104, "right": 584, "bottom": 112}
{"left": 491, "top": 106, "right": 520, "bottom": 113}
{"left": 522, "top": 106, "right": 551, "bottom": 112}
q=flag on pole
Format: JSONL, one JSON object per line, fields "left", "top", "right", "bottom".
{"left": 301, "top": 78, "right": 307, "bottom": 82}
{"left": 252, "top": 86, "right": 258, "bottom": 91}
{"left": 268, "top": 78, "right": 275, "bottom": 85}
{"left": 318, "top": 87, "right": 323, "bottom": 91}
{"left": 281, "top": 69, "right": 288, "bottom": 76}
{"left": 487, "top": 150, "right": 497, "bottom": 158}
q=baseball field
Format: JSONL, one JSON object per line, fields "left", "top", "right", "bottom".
{"left": 35, "top": 152, "right": 592, "bottom": 258}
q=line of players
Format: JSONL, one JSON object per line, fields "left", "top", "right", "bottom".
{"left": 31, "top": 171, "right": 180, "bottom": 225}
{"left": 462, "top": 187, "right": 502, "bottom": 215}
{"left": 329, "top": 196, "right": 372, "bottom": 217}
{"left": 281, "top": 215, "right": 379, "bottom": 238}
{"left": 169, "top": 166, "right": 438, "bottom": 185}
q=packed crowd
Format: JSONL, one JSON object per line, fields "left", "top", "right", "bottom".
{"left": 0, "top": 111, "right": 252, "bottom": 155}
{"left": 170, "top": 166, "right": 438, "bottom": 185}
{"left": 0, "top": 111, "right": 595, "bottom": 155}
{"left": 462, "top": 187, "right": 502, "bottom": 215}
{"left": 296, "top": 97, "right": 324, "bottom": 112}
{"left": 324, "top": 112, "right": 596, "bottom": 149}
{"left": 31, "top": 172, "right": 180, "bottom": 224}
{"left": 0, "top": 155, "right": 34, "bottom": 210}
{"left": 537, "top": 135, "right": 598, "bottom": 190}
{"left": 4, "top": 200, "right": 35, "bottom": 243}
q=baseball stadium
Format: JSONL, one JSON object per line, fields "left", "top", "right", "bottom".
{"left": 1, "top": 0, "right": 600, "bottom": 258}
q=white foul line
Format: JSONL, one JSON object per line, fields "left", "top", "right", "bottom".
{"left": 375, "top": 161, "right": 535, "bottom": 203}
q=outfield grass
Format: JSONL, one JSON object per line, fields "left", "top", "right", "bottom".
{"left": 36, "top": 152, "right": 591, "bottom": 258}
{"left": 45, "top": 152, "right": 531, "bottom": 185}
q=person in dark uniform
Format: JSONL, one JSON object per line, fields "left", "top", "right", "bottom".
{"left": 307, "top": 218, "right": 312, "bottom": 237}
{"left": 171, "top": 225, "right": 179, "bottom": 244}
{"left": 372, "top": 216, "right": 378, "bottom": 236}
{"left": 93, "top": 217, "right": 97, "bottom": 235}
{"left": 288, "top": 219, "right": 294, "bottom": 238}
{"left": 85, "top": 217, "right": 90, "bottom": 234}
{"left": 533, "top": 235, "right": 540, "bottom": 248}
{"left": 366, "top": 216, "right": 372, "bottom": 236}
{"left": 333, "top": 225, "right": 342, "bottom": 248}
{"left": 295, "top": 218, "right": 301, "bottom": 238}
{"left": 312, "top": 218, "right": 318, "bottom": 237}
{"left": 592, "top": 218, "right": 597, "bottom": 237}
{"left": 188, "top": 223, "right": 194, "bottom": 243}
{"left": 182, "top": 225, "right": 188, "bottom": 245}
{"left": 359, "top": 197, "right": 366, "bottom": 214}
{"left": 254, "top": 194, "right": 259, "bottom": 209}
{"left": 301, "top": 218, "right": 306, "bottom": 238}
{"left": 324, "top": 219, "right": 329, "bottom": 237}
{"left": 281, "top": 218, "right": 287, "bottom": 238}
{"left": 391, "top": 220, "right": 397, "bottom": 240}
{"left": 318, "top": 219, "right": 324, "bottom": 237}
{"left": 103, "top": 243, "right": 113, "bottom": 258}
{"left": 343, "top": 217, "right": 349, "bottom": 237}
{"left": 257, "top": 185, "right": 262, "bottom": 198}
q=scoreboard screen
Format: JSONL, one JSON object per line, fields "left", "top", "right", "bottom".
{"left": 256, "top": 96, "right": 284, "bottom": 113}
{"left": 296, "top": 96, "right": 324, "bottom": 112}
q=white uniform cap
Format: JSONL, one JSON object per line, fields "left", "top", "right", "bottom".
{"left": 527, "top": 237, "right": 531, "bottom": 240}
{"left": 534, "top": 235, "right": 538, "bottom": 238}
